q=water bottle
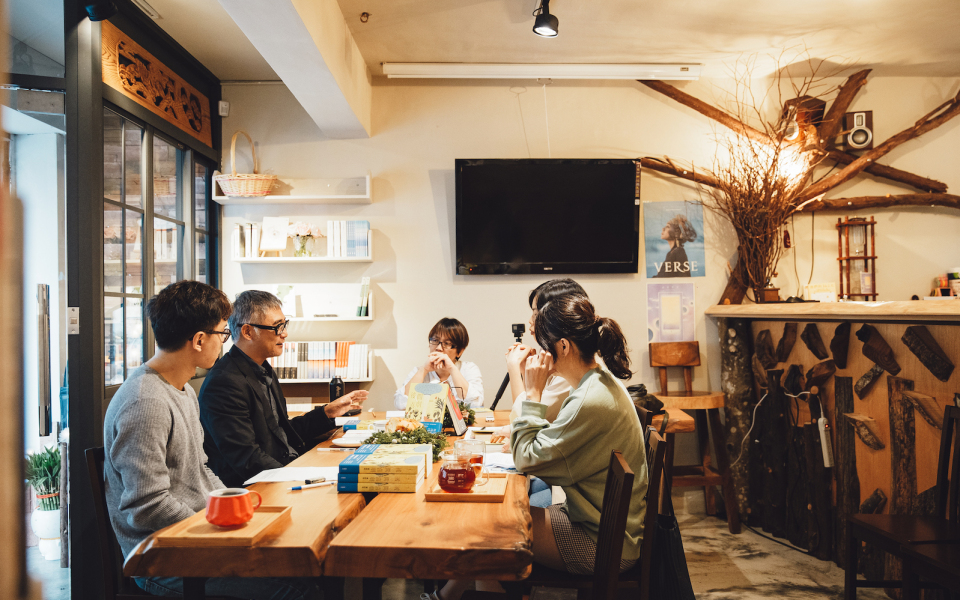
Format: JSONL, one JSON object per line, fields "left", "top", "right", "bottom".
{"left": 329, "top": 375, "right": 344, "bottom": 403}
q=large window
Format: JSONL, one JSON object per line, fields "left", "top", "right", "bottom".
{"left": 103, "top": 106, "right": 216, "bottom": 388}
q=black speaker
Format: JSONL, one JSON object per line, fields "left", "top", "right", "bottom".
{"left": 842, "top": 111, "right": 873, "bottom": 151}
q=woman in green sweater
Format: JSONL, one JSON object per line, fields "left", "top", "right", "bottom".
{"left": 512, "top": 292, "right": 648, "bottom": 575}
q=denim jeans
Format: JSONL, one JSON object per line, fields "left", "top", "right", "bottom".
{"left": 528, "top": 476, "right": 553, "bottom": 508}
{"left": 136, "top": 576, "right": 320, "bottom": 600}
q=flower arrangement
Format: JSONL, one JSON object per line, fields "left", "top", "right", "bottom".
{"left": 287, "top": 221, "right": 324, "bottom": 257}
{"left": 25, "top": 445, "right": 61, "bottom": 511}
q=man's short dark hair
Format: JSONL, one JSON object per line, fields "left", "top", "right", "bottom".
{"left": 147, "top": 281, "right": 233, "bottom": 351}
{"left": 229, "top": 290, "right": 283, "bottom": 341}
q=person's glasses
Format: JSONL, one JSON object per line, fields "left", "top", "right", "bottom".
{"left": 245, "top": 320, "right": 290, "bottom": 335}
{"left": 204, "top": 328, "right": 231, "bottom": 342}
{"left": 428, "top": 337, "right": 455, "bottom": 351}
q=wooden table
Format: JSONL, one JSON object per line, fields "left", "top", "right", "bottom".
{"left": 123, "top": 407, "right": 693, "bottom": 598}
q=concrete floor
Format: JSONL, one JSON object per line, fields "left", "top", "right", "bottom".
{"left": 27, "top": 490, "right": 891, "bottom": 600}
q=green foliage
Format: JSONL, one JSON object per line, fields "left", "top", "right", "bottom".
{"left": 442, "top": 401, "right": 476, "bottom": 429}
{"left": 25, "top": 446, "right": 60, "bottom": 511}
{"left": 363, "top": 429, "right": 448, "bottom": 462}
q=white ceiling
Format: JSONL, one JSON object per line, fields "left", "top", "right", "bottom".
{"left": 142, "top": 0, "right": 960, "bottom": 81}
{"left": 9, "top": 0, "right": 64, "bottom": 66}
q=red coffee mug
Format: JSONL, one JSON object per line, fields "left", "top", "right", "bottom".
{"left": 205, "top": 488, "right": 262, "bottom": 527}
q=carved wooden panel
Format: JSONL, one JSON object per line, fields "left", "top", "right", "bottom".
{"left": 101, "top": 21, "right": 213, "bottom": 147}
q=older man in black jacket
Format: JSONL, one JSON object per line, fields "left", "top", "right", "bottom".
{"left": 199, "top": 290, "right": 367, "bottom": 487}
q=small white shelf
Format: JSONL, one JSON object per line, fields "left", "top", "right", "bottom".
{"left": 213, "top": 174, "right": 371, "bottom": 205}
{"left": 235, "top": 255, "right": 371, "bottom": 263}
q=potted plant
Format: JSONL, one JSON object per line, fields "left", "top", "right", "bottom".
{"left": 25, "top": 445, "right": 61, "bottom": 560}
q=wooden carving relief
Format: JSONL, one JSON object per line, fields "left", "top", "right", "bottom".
{"left": 101, "top": 21, "right": 212, "bottom": 147}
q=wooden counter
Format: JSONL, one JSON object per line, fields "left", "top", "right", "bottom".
{"left": 706, "top": 300, "right": 960, "bottom": 323}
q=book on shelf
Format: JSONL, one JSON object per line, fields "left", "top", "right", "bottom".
{"left": 323, "top": 220, "right": 371, "bottom": 259}
{"left": 357, "top": 277, "right": 370, "bottom": 317}
{"left": 336, "top": 474, "right": 425, "bottom": 493}
{"left": 268, "top": 341, "right": 369, "bottom": 380}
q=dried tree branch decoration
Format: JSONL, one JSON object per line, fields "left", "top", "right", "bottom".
{"left": 639, "top": 51, "right": 960, "bottom": 304}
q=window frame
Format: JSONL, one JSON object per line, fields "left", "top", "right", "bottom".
{"left": 102, "top": 103, "right": 219, "bottom": 393}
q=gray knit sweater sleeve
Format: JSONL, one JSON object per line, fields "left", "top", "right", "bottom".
{"left": 104, "top": 365, "right": 224, "bottom": 557}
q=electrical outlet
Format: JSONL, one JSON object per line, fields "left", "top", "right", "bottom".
{"left": 218, "top": 101, "right": 230, "bottom": 117}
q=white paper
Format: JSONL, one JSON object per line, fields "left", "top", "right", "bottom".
{"left": 259, "top": 217, "right": 289, "bottom": 251}
{"left": 243, "top": 466, "right": 339, "bottom": 485}
{"left": 386, "top": 411, "right": 405, "bottom": 418}
{"left": 485, "top": 453, "right": 518, "bottom": 473}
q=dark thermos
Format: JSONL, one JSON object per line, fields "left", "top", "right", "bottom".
{"left": 329, "top": 376, "right": 345, "bottom": 402}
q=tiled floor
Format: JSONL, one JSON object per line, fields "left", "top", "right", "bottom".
{"left": 27, "top": 491, "right": 890, "bottom": 600}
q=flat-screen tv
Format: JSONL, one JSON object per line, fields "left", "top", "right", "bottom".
{"left": 455, "top": 159, "right": 640, "bottom": 275}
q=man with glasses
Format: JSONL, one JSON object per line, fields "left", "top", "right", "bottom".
{"left": 199, "top": 290, "right": 367, "bottom": 488}
{"left": 104, "top": 282, "right": 321, "bottom": 599}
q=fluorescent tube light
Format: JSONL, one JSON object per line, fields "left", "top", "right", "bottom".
{"left": 381, "top": 63, "right": 701, "bottom": 80}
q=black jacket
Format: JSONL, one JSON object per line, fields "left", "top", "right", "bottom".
{"left": 198, "top": 345, "right": 336, "bottom": 487}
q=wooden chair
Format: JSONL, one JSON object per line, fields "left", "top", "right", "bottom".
{"left": 464, "top": 433, "right": 667, "bottom": 600}
{"left": 649, "top": 341, "right": 741, "bottom": 534}
{"left": 845, "top": 405, "right": 960, "bottom": 599}
{"left": 85, "top": 448, "right": 236, "bottom": 600}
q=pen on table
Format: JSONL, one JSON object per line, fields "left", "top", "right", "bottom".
{"left": 290, "top": 481, "right": 335, "bottom": 491}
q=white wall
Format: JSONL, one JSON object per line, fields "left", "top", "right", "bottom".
{"left": 219, "top": 76, "right": 960, "bottom": 413}
{"left": 17, "top": 132, "right": 64, "bottom": 452}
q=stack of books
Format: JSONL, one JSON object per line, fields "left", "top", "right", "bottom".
{"left": 231, "top": 222, "right": 261, "bottom": 258}
{"left": 327, "top": 220, "right": 370, "bottom": 258}
{"left": 267, "top": 341, "right": 370, "bottom": 380}
{"left": 357, "top": 277, "right": 371, "bottom": 317}
{"left": 337, "top": 444, "right": 432, "bottom": 493}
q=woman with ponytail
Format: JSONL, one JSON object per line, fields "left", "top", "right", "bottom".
{"left": 511, "top": 293, "right": 648, "bottom": 575}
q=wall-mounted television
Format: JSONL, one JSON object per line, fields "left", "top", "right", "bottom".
{"left": 455, "top": 159, "right": 640, "bottom": 275}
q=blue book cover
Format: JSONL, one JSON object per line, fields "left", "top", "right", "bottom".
{"left": 341, "top": 419, "right": 362, "bottom": 430}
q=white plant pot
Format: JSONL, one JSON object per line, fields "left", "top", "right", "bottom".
{"left": 30, "top": 508, "right": 61, "bottom": 561}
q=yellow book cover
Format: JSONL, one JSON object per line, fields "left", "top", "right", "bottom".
{"left": 339, "top": 451, "right": 426, "bottom": 474}
{"left": 337, "top": 472, "right": 421, "bottom": 484}
{"left": 337, "top": 475, "right": 425, "bottom": 493}
{"left": 405, "top": 382, "right": 448, "bottom": 423}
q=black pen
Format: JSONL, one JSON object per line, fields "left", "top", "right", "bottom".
{"left": 305, "top": 477, "right": 326, "bottom": 484}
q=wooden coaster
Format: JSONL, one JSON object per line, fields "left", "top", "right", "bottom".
{"left": 155, "top": 506, "right": 292, "bottom": 547}
{"left": 424, "top": 476, "right": 508, "bottom": 503}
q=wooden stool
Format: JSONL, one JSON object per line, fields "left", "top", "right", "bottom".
{"left": 650, "top": 341, "right": 741, "bottom": 534}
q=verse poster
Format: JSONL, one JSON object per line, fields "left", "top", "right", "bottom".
{"left": 647, "top": 282, "right": 696, "bottom": 343}
{"left": 643, "top": 200, "right": 706, "bottom": 278}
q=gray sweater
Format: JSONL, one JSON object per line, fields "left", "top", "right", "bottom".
{"left": 103, "top": 365, "right": 224, "bottom": 557}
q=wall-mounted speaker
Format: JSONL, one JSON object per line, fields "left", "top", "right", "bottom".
{"left": 842, "top": 111, "right": 873, "bottom": 151}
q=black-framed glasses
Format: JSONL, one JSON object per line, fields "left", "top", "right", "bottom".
{"left": 204, "top": 328, "right": 231, "bottom": 342}
{"left": 244, "top": 320, "right": 290, "bottom": 335}
{"left": 428, "top": 337, "right": 455, "bottom": 351}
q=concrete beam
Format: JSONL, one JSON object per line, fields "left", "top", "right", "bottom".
{"left": 220, "top": 0, "right": 372, "bottom": 139}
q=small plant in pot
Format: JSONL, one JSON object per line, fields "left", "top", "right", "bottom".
{"left": 25, "top": 445, "right": 61, "bottom": 560}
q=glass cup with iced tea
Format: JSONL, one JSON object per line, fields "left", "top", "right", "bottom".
{"left": 456, "top": 439, "right": 487, "bottom": 487}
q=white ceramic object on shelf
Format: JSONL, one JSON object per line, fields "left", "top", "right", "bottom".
{"left": 30, "top": 508, "right": 61, "bottom": 561}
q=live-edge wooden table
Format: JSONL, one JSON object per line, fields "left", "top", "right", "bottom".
{"left": 123, "top": 409, "right": 692, "bottom": 600}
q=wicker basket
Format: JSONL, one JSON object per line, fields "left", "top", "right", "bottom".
{"left": 214, "top": 131, "right": 277, "bottom": 197}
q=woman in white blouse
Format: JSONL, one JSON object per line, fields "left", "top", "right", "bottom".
{"left": 394, "top": 318, "right": 484, "bottom": 409}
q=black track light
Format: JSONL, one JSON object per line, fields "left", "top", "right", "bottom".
{"left": 532, "top": 0, "right": 558, "bottom": 38}
{"left": 85, "top": 1, "right": 118, "bottom": 21}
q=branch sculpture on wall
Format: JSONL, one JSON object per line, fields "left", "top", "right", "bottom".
{"left": 638, "top": 54, "right": 960, "bottom": 303}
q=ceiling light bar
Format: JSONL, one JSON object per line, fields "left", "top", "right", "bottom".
{"left": 382, "top": 63, "right": 702, "bottom": 81}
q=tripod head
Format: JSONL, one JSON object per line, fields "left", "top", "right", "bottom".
{"left": 511, "top": 323, "right": 525, "bottom": 343}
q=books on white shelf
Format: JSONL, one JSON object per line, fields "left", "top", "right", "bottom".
{"left": 327, "top": 220, "right": 370, "bottom": 258}
{"left": 357, "top": 277, "right": 370, "bottom": 317}
{"left": 268, "top": 341, "right": 371, "bottom": 381}
{"left": 232, "top": 222, "right": 262, "bottom": 258}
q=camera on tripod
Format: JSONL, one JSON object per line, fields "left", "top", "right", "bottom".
{"left": 511, "top": 323, "right": 525, "bottom": 342}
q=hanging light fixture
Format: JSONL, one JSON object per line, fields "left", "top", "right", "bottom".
{"left": 532, "top": 0, "right": 559, "bottom": 38}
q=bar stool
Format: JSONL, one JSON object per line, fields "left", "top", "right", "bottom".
{"left": 649, "top": 341, "right": 741, "bottom": 534}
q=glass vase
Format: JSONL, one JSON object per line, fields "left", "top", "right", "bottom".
{"left": 294, "top": 235, "right": 313, "bottom": 257}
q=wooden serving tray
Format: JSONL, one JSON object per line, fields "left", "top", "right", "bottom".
{"left": 424, "top": 476, "right": 508, "bottom": 503}
{"left": 155, "top": 505, "right": 292, "bottom": 547}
